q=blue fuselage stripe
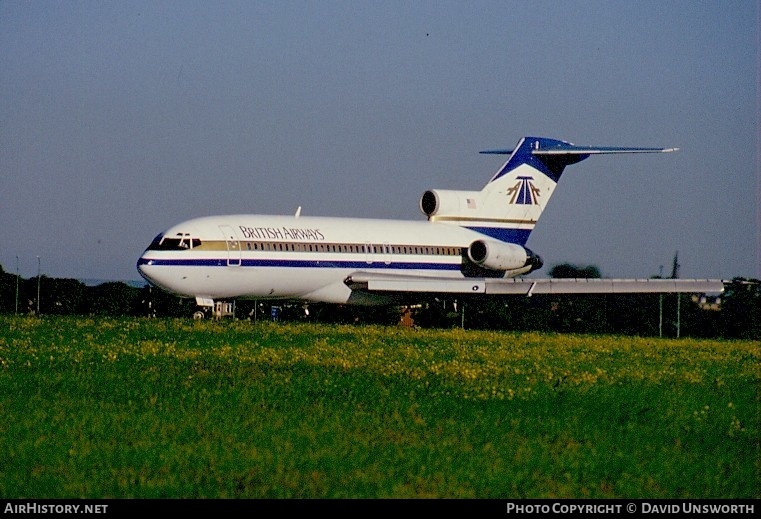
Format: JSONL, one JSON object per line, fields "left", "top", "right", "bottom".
{"left": 137, "top": 257, "right": 462, "bottom": 271}
{"left": 466, "top": 227, "right": 531, "bottom": 245}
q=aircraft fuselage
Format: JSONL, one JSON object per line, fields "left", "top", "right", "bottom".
{"left": 137, "top": 214, "right": 539, "bottom": 305}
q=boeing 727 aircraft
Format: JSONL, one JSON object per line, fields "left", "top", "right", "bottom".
{"left": 137, "top": 136, "right": 725, "bottom": 310}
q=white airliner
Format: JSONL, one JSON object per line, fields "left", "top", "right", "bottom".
{"left": 137, "top": 136, "right": 725, "bottom": 309}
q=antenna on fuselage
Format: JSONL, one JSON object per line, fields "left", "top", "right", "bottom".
{"left": 295, "top": 206, "right": 302, "bottom": 218}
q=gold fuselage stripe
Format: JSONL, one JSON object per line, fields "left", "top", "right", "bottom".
{"left": 186, "top": 240, "right": 464, "bottom": 257}
{"left": 429, "top": 216, "right": 537, "bottom": 225}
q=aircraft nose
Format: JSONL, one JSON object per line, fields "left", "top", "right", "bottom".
{"left": 136, "top": 257, "right": 156, "bottom": 284}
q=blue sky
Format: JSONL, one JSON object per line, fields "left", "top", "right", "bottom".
{"left": 1, "top": 1, "right": 758, "bottom": 281}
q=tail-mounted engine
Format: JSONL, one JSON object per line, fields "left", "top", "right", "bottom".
{"left": 467, "top": 239, "right": 543, "bottom": 274}
{"left": 420, "top": 189, "right": 482, "bottom": 219}
{"left": 421, "top": 189, "right": 543, "bottom": 276}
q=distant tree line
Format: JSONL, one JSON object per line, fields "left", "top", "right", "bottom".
{"left": 0, "top": 265, "right": 194, "bottom": 318}
{"left": 0, "top": 263, "right": 758, "bottom": 339}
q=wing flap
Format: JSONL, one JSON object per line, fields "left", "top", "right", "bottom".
{"left": 346, "top": 273, "right": 725, "bottom": 296}
{"left": 484, "top": 278, "right": 725, "bottom": 295}
{"left": 346, "top": 273, "right": 486, "bottom": 294}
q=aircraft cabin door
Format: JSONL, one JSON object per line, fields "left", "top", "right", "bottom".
{"left": 382, "top": 242, "right": 391, "bottom": 265}
{"left": 219, "top": 225, "right": 241, "bottom": 266}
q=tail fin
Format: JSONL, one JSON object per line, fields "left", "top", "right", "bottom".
{"left": 421, "top": 136, "right": 676, "bottom": 244}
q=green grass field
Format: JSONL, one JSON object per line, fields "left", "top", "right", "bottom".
{"left": 0, "top": 315, "right": 758, "bottom": 498}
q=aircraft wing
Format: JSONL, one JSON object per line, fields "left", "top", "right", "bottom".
{"left": 344, "top": 273, "right": 725, "bottom": 296}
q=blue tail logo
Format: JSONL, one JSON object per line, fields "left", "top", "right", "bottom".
{"left": 507, "top": 176, "right": 541, "bottom": 205}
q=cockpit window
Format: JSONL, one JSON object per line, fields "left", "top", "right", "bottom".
{"left": 146, "top": 232, "right": 201, "bottom": 251}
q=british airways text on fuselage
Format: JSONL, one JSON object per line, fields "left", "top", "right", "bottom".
{"left": 237, "top": 225, "right": 325, "bottom": 241}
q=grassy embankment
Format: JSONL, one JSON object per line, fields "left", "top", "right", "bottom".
{"left": 0, "top": 316, "right": 758, "bottom": 498}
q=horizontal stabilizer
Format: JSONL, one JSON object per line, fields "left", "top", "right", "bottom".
{"left": 480, "top": 144, "right": 678, "bottom": 156}
{"left": 534, "top": 145, "right": 679, "bottom": 155}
